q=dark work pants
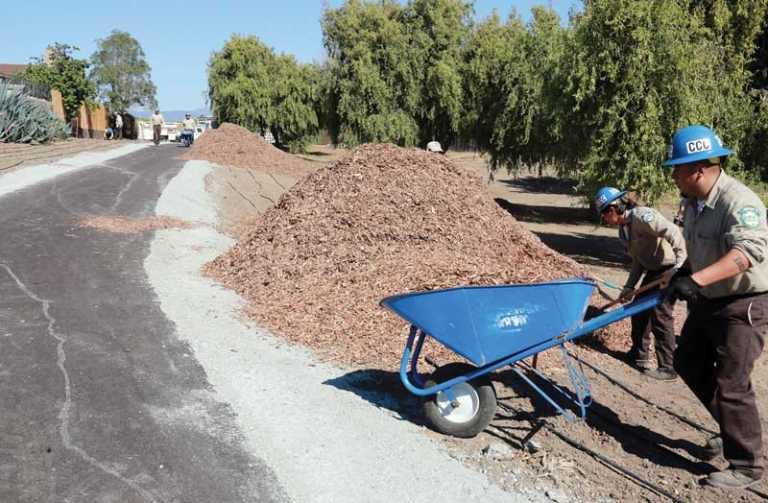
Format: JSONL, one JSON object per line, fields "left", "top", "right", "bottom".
{"left": 674, "top": 293, "right": 768, "bottom": 476}
{"left": 630, "top": 268, "right": 676, "bottom": 370}
{"left": 153, "top": 124, "right": 161, "bottom": 145}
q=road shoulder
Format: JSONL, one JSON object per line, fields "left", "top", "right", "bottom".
{"left": 147, "top": 159, "right": 544, "bottom": 503}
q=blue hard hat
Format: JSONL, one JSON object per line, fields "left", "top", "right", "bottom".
{"left": 594, "top": 186, "right": 626, "bottom": 213}
{"left": 663, "top": 125, "right": 733, "bottom": 167}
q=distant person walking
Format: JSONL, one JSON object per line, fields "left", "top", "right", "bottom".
{"left": 180, "top": 113, "right": 197, "bottom": 146}
{"left": 151, "top": 110, "right": 164, "bottom": 146}
{"left": 114, "top": 112, "right": 123, "bottom": 140}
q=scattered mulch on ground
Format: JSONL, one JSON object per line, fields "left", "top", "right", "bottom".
{"left": 205, "top": 143, "right": 627, "bottom": 368}
{"left": 180, "top": 123, "right": 313, "bottom": 178}
{"left": 78, "top": 215, "right": 191, "bottom": 234}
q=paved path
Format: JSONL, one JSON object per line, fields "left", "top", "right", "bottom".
{"left": 0, "top": 145, "right": 542, "bottom": 503}
{"left": 0, "top": 145, "right": 286, "bottom": 502}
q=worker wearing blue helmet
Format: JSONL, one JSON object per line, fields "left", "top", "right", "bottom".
{"left": 664, "top": 125, "right": 768, "bottom": 489}
{"left": 595, "top": 187, "right": 685, "bottom": 379}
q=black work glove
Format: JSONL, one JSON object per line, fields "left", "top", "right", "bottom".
{"left": 666, "top": 276, "right": 702, "bottom": 304}
{"left": 670, "top": 266, "right": 691, "bottom": 281}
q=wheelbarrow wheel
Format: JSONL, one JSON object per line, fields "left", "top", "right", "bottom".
{"left": 423, "top": 363, "right": 497, "bottom": 438}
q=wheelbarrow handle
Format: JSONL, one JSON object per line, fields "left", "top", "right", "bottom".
{"left": 598, "top": 277, "right": 667, "bottom": 311}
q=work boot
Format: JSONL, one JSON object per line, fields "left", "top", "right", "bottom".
{"left": 644, "top": 368, "right": 677, "bottom": 381}
{"left": 705, "top": 469, "right": 761, "bottom": 489}
{"left": 697, "top": 435, "right": 723, "bottom": 461}
{"left": 633, "top": 359, "right": 653, "bottom": 371}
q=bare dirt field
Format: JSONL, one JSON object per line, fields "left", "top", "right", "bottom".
{"left": 200, "top": 143, "right": 768, "bottom": 502}
{"left": 439, "top": 151, "right": 768, "bottom": 503}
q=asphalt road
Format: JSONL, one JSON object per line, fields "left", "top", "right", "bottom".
{"left": 0, "top": 145, "right": 287, "bottom": 503}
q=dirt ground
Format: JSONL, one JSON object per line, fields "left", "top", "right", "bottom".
{"left": 0, "top": 138, "right": 135, "bottom": 172}
{"left": 202, "top": 146, "right": 768, "bottom": 502}
{"left": 438, "top": 151, "right": 768, "bottom": 503}
{"left": 204, "top": 143, "right": 348, "bottom": 237}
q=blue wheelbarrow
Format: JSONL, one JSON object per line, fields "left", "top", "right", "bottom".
{"left": 380, "top": 279, "right": 663, "bottom": 438}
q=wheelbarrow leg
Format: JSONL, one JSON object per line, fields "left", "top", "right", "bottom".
{"left": 520, "top": 420, "right": 546, "bottom": 451}
{"left": 511, "top": 366, "right": 577, "bottom": 421}
{"left": 559, "top": 345, "right": 592, "bottom": 419}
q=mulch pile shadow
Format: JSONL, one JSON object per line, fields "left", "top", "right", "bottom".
{"left": 205, "top": 143, "right": 627, "bottom": 368}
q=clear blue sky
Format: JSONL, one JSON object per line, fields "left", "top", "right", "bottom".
{"left": 1, "top": 1, "right": 579, "bottom": 111}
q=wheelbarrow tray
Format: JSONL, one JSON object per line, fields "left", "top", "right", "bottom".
{"left": 380, "top": 280, "right": 595, "bottom": 367}
{"left": 380, "top": 278, "right": 664, "bottom": 429}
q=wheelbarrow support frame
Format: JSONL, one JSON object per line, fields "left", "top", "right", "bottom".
{"left": 399, "top": 291, "right": 662, "bottom": 420}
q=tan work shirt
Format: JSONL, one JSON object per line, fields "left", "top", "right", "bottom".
{"left": 621, "top": 206, "right": 687, "bottom": 289}
{"left": 151, "top": 113, "right": 164, "bottom": 126}
{"left": 682, "top": 170, "right": 768, "bottom": 298}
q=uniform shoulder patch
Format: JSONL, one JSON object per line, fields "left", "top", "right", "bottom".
{"left": 640, "top": 210, "right": 655, "bottom": 224}
{"left": 737, "top": 206, "right": 762, "bottom": 228}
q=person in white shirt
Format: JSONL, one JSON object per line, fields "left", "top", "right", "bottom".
{"left": 114, "top": 112, "right": 123, "bottom": 140}
{"left": 181, "top": 113, "right": 197, "bottom": 146}
{"left": 151, "top": 110, "right": 164, "bottom": 145}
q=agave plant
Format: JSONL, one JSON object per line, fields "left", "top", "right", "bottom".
{"left": 0, "top": 81, "right": 69, "bottom": 144}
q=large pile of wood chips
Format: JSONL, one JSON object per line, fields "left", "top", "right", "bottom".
{"left": 205, "top": 143, "right": 613, "bottom": 368}
{"left": 181, "top": 123, "right": 312, "bottom": 177}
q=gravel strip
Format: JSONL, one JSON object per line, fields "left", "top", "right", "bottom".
{"left": 147, "top": 159, "right": 545, "bottom": 503}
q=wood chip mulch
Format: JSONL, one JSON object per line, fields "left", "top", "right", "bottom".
{"left": 180, "top": 123, "right": 313, "bottom": 177}
{"left": 78, "top": 215, "right": 192, "bottom": 234}
{"left": 205, "top": 143, "right": 626, "bottom": 369}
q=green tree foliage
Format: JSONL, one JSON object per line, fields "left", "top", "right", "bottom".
{"left": 743, "top": 19, "right": 768, "bottom": 174}
{"left": 689, "top": 0, "right": 768, "bottom": 61}
{"left": 322, "top": 0, "right": 472, "bottom": 148}
{"left": 461, "top": 1, "right": 768, "bottom": 200}
{"left": 20, "top": 43, "right": 95, "bottom": 122}
{"left": 322, "top": 0, "right": 420, "bottom": 146}
{"left": 208, "top": 36, "right": 276, "bottom": 134}
{"left": 751, "top": 24, "right": 768, "bottom": 90}
{"left": 687, "top": 0, "right": 768, "bottom": 180}
{"left": 207, "top": 35, "right": 321, "bottom": 151}
{"left": 271, "top": 56, "right": 322, "bottom": 151}
{"left": 554, "top": 0, "right": 759, "bottom": 201}
{"left": 89, "top": 30, "right": 157, "bottom": 112}
{"left": 463, "top": 8, "right": 567, "bottom": 169}
{"left": 462, "top": 13, "right": 527, "bottom": 163}
{"left": 403, "top": 0, "right": 472, "bottom": 148}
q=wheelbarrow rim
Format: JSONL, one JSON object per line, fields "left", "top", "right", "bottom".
{"left": 435, "top": 382, "right": 480, "bottom": 424}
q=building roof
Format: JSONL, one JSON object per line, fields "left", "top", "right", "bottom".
{"left": 0, "top": 64, "right": 28, "bottom": 79}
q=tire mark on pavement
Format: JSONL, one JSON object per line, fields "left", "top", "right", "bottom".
{"left": 0, "top": 263, "right": 160, "bottom": 503}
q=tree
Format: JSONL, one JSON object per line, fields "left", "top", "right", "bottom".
{"left": 207, "top": 35, "right": 321, "bottom": 151}
{"left": 322, "top": 0, "right": 473, "bottom": 148}
{"left": 462, "top": 12, "right": 528, "bottom": 162}
{"left": 208, "top": 36, "right": 276, "bottom": 134}
{"left": 20, "top": 43, "right": 95, "bottom": 122}
{"left": 462, "top": 8, "right": 569, "bottom": 170}
{"left": 751, "top": 23, "right": 768, "bottom": 91}
{"left": 89, "top": 30, "right": 157, "bottom": 112}
{"left": 270, "top": 57, "right": 322, "bottom": 151}
{"left": 552, "top": 0, "right": 761, "bottom": 202}
{"left": 402, "top": 0, "right": 472, "bottom": 148}
{"left": 322, "top": 0, "right": 421, "bottom": 146}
